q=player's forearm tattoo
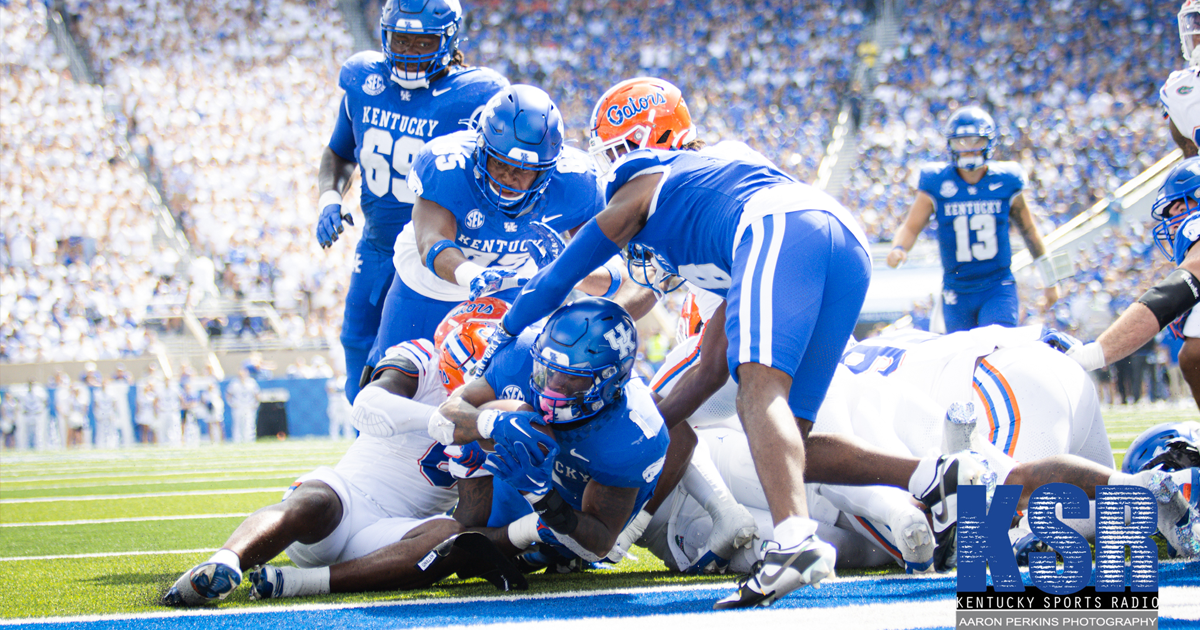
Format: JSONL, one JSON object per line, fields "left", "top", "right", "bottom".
{"left": 453, "top": 477, "right": 493, "bottom": 527}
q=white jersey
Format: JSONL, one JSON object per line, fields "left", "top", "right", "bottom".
{"left": 334, "top": 339, "right": 457, "bottom": 519}
{"left": 1161, "top": 67, "right": 1200, "bottom": 148}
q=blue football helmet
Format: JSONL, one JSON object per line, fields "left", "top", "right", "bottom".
{"left": 1151, "top": 157, "right": 1200, "bottom": 261}
{"left": 380, "top": 0, "right": 462, "bottom": 89}
{"left": 473, "top": 85, "right": 563, "bottom": 218}
{"left": 944, "top": 106, "right": 997, "bottom": 171}
{"left": 1122, "top": 421, "right": 1200, "bottom": 473}
{"left": 530, "top": 297, "right": 637, "bottom": 424}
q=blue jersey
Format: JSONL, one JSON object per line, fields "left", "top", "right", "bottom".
{"left": 331, "top": 53, "right": 507, "bottom": 249}
{"left": 410, "top": 131, "right": 601, "bottom": 270}
{"left": 918, "top": 161, "right": 1026, "bottom": 292}
{"left": 484, "top": 329, "right": 669, "bottom": 516}
{"left": 602, "top": 148, "right": 798, "bottom": 297}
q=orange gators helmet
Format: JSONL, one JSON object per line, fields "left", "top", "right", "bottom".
{"left": 588, "top": 77, "right": 696, "bottom": 173}
{"left": 434, "top": 298, "right": 509, "bottom": 392}
{"left": 675, "top": 292, "right": 705, "bottom": 345}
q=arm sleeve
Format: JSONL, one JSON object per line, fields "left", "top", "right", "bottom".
{"left": 350, "top": 385, "right": 437, "bottom": 438}
{"left": 328, "top": 96, "right": 357, "bottom": 162}
{"left": 502, "top": 219, "right": 622, "bottom": 332}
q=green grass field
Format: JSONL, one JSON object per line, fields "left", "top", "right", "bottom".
{"left": 0, "top": 405, "right": 1194, "bottom": 620}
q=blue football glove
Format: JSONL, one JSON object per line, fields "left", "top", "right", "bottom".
{"left": 1040, "top": 328, "right": 1082, "bottom": 354}
{"left": 469, "top": 322, "right": 516, "bottom": 380}
{"left": 484, "top": 442, "right": 554, "bottom": 498}
{"left": 316, "top": 202, "right": 353, "bottom": 248}
{"left": 451, "top": 441, "right": 488, "bottom": 476}
{"left": 528, "top": 221, "right": 567, "bottom": 268}
{"left": 488, "top": 409, "right": 557, "bottom": 462}
{"left": 468, "top": 268, "right": 527, "bottom": 300}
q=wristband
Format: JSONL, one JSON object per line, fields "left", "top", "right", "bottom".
{"left": 507, "top": 513, "right": 541, "bottom": 550}
{"left": 600, "top": 257, "right": 623, "bottom": 299}
{"left": 1034, "top": 255, "right": 1056, "bottom": 287}
{"left": 453, "top": 260, "right": 487, "bottom": 288}
{"left": 425, "top": 239, "right": 463, "bottom": 274}
{"left": 427, "top": 410, "right": 455, "bottom": 446}
{"left": 318, "top": 190, "right": 343, "bottom": 210}
{"left": 891, "top": 245, "right": 906, "bottom": 252}
{"left": 476, "top": 408, "right": 498, "bottom": 440}
{"left": 1068, "top": 342, "right": 1106, "bottom": 371}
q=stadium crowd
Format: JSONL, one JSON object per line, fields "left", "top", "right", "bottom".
{"left": 0, "top": 0, "right": 1192, "bottom": 408}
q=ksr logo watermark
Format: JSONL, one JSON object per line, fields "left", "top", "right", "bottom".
{"left": 956, "top": 484, "right": 1158, "bottom": 628}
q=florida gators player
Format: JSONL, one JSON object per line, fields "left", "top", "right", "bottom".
{"left": 1067, "top": 157, "right": 1200, "bottom": 411}
{"left": 163, "top": 299, "right": 528, "bottom": 605}
{"left": 365, "top": 84, "right": 617, "bottom": 381}
{"left": 1162, "top": 0, "right": 1200, "bottom": 158}
{"left": 315, "top": 0, "right": 508, "bottom": 404}
{"left": 886, "top": 106, "right": 1059, "bottom": 332}
{"left": 428, "top": 297, "right": 669, "bottom": 564}
{"left": 472, "top": 78, "right": 991, "bottom": 609}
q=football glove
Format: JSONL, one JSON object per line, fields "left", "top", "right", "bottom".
{"left": 1040, "top": 328, "right": 1082, "bottom": 354}
{"left": 485, "top": 442, "right": 554, "bottom": 499}
{"left": 468, "top": 268, "right": 527, "bottom": 300}
{"left": 316, "top": 202, "right": 353, "bottom": 248}
{"left": 528, "top": 221, "right": 567, "bottom": 267}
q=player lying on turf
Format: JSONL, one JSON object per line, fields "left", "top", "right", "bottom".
{"left": 164, "top": 299, "right": 525, "bottom": 605}
{"left": 431, "top": 297, "right": 670, "bottom": 564}
{"left": 237, "top": 298, "right": 669, "bottom": 601}
{"left": 641, "top": 323, "right": 1200, "bottom": 574}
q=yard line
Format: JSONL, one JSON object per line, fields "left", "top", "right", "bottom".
{"left": 0, "top": 488, "right": 281, "bottom": 504}
{"left": 0, "top": 548, "right": 215, "bottom": 562}
{"left": 3, "top": 475, "right": 301, "bottom": 491}
{"left": 0, "top": 467, "right": 314, "bottom": 483}
{"left": 1, "top": 513, "right": 250, "bottom": 527}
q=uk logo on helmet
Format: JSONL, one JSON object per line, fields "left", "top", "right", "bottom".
{"left": 603, "top": 323, "right": 636, "bottom": 358}
{"left": 605, "top": 92, "right": 667, "bottom": 127}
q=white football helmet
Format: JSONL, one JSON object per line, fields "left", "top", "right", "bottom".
{"left": 1181, "top": 0, "right": 1200, "bottom": 67}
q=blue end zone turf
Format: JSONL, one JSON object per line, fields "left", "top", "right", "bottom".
{"left": 6, "top": 565, "right": 1195, "bottom": 630}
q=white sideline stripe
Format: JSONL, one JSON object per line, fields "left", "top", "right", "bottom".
{"left": 0, "top": 577, "right": 1193, "bottom": 626}
{"left": 1, "top": 467, "right": 312, "bottom": 483}
{"left": 0, "top": 548, "right": 214, "bottom": 562}
{"left": 0, "top": 487, "right": 280, "bottom": 504}
{"left": 1, "top": 513, "right": 250, "bottom": 528}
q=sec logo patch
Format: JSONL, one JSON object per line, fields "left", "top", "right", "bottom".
{"left": 363, "top": 74, "right": 386, "bottom": 96}
{"left": 465, "top": 209, "right": 485, "bottom": 229}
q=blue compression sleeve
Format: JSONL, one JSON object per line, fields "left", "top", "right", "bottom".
{"left": 502, "top": 219, "right": 622, "bottom": 332}
{"left": 328, "top": 96, "right": 357, "bottom": 162}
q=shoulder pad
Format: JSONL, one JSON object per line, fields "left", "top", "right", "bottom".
{"left": 339, "top": 51, "right": 388, "bottom": 93}
{"left": 917, "top": 162, "right": 951, "bottom": 192}
{"left": 374, "top": 339, "right": 436, "bottom": 380}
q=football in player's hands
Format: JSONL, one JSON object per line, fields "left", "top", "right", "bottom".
{"left": 477, "top": 399, "right": 553, "bottom": 455}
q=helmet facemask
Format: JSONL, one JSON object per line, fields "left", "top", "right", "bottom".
{"left": 624, "top": 243, "right": 686, "bottom": 300}
{"left": 379, "top": 0, "right": 462, "bottom": 89}
{"left": 1181, "top": 2, "right": 1200, "bottom": 67}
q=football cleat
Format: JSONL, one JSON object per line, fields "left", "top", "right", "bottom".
{"left": 247, "top": 565, "right": 285, "bottom": 601}
{"left": 916, "top": 452, "right": 994, "bottom": 572}
{"left": 889, "top": 503, "right": 935, "bottom": 574}
{"left": 1147, "top": 469, "right": 1200, "bottom": 558}
{"left": 162, "top": 562, "right": 241, "bottom": 606}
{"left": 713, "top": 535, "right": 836, "bottom": 610}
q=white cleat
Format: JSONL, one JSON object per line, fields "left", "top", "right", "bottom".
{"left": 889, "top": 503, "right": 935, "bottom": 573}
{"left": 914, "top": 451, "right": 995, "bottom": 571}
{"left": 1147, "top": 469, "right": 1200, "bottom": 558}
{"left": 694, "top": 501, "right": 758, "bottom": 568}
{"left": 162, "top": 562, "right": 242, "bottom": 607}
{"left": 713, "top": 534, "right": 836, "bottom": 610}
{"left": 248, "top": 565, "right": 285, "bottom": 600}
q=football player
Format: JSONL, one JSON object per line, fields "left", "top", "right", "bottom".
{"left": 163, "top": 299, "right": 518, "bottom": 605}
{"left": 471, "top": 77, "right": 991, "bottom": 609}
{"left": 430, "top": 297, "right": 670, "bottom": 563}
{"left": 315, "top": 0, "right": 508, "bottom": 404}
{"left": 648, "top": 326, "right": 1200, "bottom": 571}
{"left": 886, "top": 106, "right": 1059, "bottom": 332}
{"left": 1162, "top": 0, "right": 1200, "bottom": 158}
{"left": 364, "top": 84, "right": 623, "bottom": 375}
{"left": 1067, "top": 157, "right": 1200, "bottom": 411}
